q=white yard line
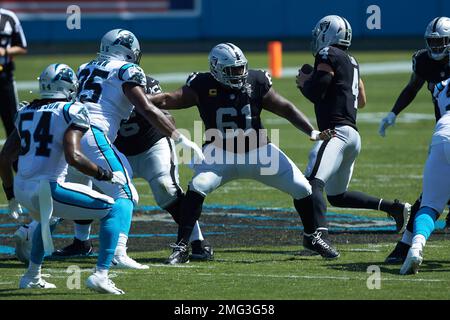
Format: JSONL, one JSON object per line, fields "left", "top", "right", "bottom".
{"left": 15, "top": 60, "right": 412, "bottom": 92}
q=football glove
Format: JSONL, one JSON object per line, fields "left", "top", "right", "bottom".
{"left": 175, "top": 133, "right": 205, "bottom": 163}
{"left": 8, "top": 198, "right": 23, "bottom": 220}
{"left": 110, "top": 171, "right": 127, "bottom": 186}
{"left": 378, "top": 112, "right": 397, "bottom": 137}
{"left": 310, "top": 129, "right": 335, "bottom": 141}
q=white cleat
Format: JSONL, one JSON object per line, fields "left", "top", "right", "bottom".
{"left": 111, "top": 254, "right": 149, "bottom": 270}
{"left": 14, "top": 224, "right": 36, "bottom": 264}
{"left": 19, "top": 276, "right": 56, "bottom": 289}
{"left": 400, "top": 246, "right": 423, "bottom": 275}
{"left": 86, "top": 273, "right": 124, "bottom": 295}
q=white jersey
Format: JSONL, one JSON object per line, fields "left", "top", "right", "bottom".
{"left": 77, "top": 58, "right": 146, "bottom": 141}
{"left": 15, "top": 100, "right": 90, "bottom": 182}
{"left": 432, "top": 79, "right": 450, "bottom": 145}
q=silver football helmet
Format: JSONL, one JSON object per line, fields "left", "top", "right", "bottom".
{"left": 208, "top": 43, "right": 248, "bottom": 89}
{"left": 425, "top": 17, "right": 450, "bottom": 60}
{"left": 98, "top": 29, "right": 142, "bottom": 64}
{"left": 38, "top": 63, "right": 78, "bottom": 100}
{"left": 311, "top": 15, "right": 352, "bottom": 56}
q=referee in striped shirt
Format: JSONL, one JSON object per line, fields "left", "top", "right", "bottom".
{"left": 0, "top": 8, "right": 27, "bottom": 137}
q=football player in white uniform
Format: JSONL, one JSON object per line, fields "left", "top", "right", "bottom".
{"left": 52, "top": 75, "right": 213, "bottom": 263}
{"left": 65, "top": 29, "right": 204, "bottom": 269}
{"left": 0, "top": 64, "right": 129, "bottom": 294}
{"left": 400, "top": 78, "right": 450, "bottom": 275}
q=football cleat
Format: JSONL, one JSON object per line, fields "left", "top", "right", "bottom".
{"left": 111, "top": 253, "right": 149, "bottom": 269}
{"left": 19, "top": 276, "right": 56, "bottom": 289}
{"left": 190, "top": 240, "right": 214, "bottom": 261}
{"left": 400, "top": 245, "right": 423, "bottom": 275}
{"left": 166, "top": 242, "right": 190, "bottom": 265}
{"left": 86, "top": 273, "right": 124, "bottom": 295}
{"left": 52, "top": 238, "right": 93, "bottom": 257}
{"left": 303, "top": 231, "right": 340, "bottom": 259}
{"left": 386, "top": 200, "right": 411, "bottom": 233}
{"left": 14, "top": 224, "right": 36, "bottom": 264}
{"left": 385, "top": 241, "right": 411, "bottom": 264}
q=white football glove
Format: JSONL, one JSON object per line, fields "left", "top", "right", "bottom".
{"left": 175, "top": 134, "right": 205, "bottom": 163}
{"left": 8, "top": 198, "right": 23, "bottom": 220}
{"left": 110, "top": 171, "right": 127, "bottom": 186}
{"left": 378, "top": 112, "right": 397, "bottom": 137}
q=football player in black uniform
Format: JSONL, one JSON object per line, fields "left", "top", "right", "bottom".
{"left": 296, "top": 15, "right": 411, "bottom": 258}
{"left": 379, "top": 17, "right": 450, "bottom": 264}
{"left": 46, "top": 76, "right": 213, "bottom": 266}
{"left": 149, "top": 42, "right": 335, "bottom": 264}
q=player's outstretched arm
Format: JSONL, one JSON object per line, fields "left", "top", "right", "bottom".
{"left": 378, "top": 72, "right": 425, "bottom": 137}
{"left": 64, "top": 126, "right": 126, "bottom": 185}
{"left": 262, "top": 87, "right": 316, "bottom": 138}
{"left": 148, "top": 85, "right": 198, "bottom": 110}
{"left": 125, "top": 83, "right": 205, "bottom": 161}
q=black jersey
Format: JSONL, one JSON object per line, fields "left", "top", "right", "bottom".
{"left": 312, "top": 46, "right": 359, "bottom": 131}
{"left": 186, "top": 69, "right": 272, "bottom": 152}
{"left": 412, "top": 49, "right": 450, "bottom": 121}
{"left": 114, "top": 77, "right": 165, "bottom": 156}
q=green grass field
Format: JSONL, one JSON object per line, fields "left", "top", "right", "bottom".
{"left": 0, "top": 50, "right": 449, "bottom": 300}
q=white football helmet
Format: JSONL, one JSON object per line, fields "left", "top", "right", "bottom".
{"left": 311, "top": 15, "right": 352, "bottom": 56}
{"left": 425, "top": 17, "right": 450, "bottom": 60}
{"left": 98, "top": 29, "right": 142, "bottom": 64}
{"left": 208, "top": 43, "right": 248, "bottom": 90}
{"left": 38, "top": 63, "right": 78, "bottom": 100}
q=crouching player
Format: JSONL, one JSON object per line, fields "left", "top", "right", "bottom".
{"left": 0, "top": 64, "right": 128, "bottom": 294}
{"left": 400, "top": 78, "right": 450, "bottom": 274}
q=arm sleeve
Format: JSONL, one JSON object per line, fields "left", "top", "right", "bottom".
{"left": 301, "top": 70, "right": 333, "bottom": 104}
{"left": 118, "top": 64, "right": 147, "bottom": 87}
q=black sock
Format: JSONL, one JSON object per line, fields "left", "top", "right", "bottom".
{"left": 310, "top": 178, "right": 328, "bottom": 231}
{"left": 165, "top": 194, "right": 184, "bottom": 225}
{"left": 177, "top": 189, "right": 205, "bottom": 244}
{"left": 327, "top": 191, "right": 382, "bottom": 210}
{"left": 294, "top": 195, "right": 315, "bottom": 234}
{"left": 405, "top": 198, "right": 421, "bottom": 233}
{"left": 74, "top": 220, "right": 93, "bottom": 225}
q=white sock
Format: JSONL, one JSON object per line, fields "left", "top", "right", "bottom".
{"left": 114, "top": 233, "right": 128, "bottom": 256}
{"left": 189, "top": 221, "right": 204, "bottom": 242}
{"left": 400, "top": 230, "right": 413, "bottom": 245}
{"left": 94, "top": 267, "right": 108, "bottom": 278}
{"left": 74, "top": 223, "right": 91, "bottom": 241}
{"left": 411, "top": 234, "right": 426, "bottom": 249}
{"left": 25, "top": 261, "right": 42, "bottom": 279}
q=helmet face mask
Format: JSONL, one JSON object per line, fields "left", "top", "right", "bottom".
{"left": 38, "top": 64, "right": 78, "bottom": 101}
{"left": 425, "top": 17, "right": 450, "bottom": 61}
{"left": 311, "top": 15, "right": 352, "bottom": 56}
{"left": 99, "top": 29, "right": 141, "bottom": 64}
{"left": 209, "top": 43, "right": 248, "bottom": 90}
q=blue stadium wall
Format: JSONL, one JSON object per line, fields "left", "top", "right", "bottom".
{"left": 17, "top": 0, "right": 450, "bottom": 42}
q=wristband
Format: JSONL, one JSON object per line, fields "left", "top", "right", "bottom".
{"left": 96, "top": 166, "right": 113, "bottom": 181}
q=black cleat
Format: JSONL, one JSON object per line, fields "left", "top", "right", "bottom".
{"left": 52, "top": 238, "right": 93, "bottom": 257}
{"left": 166, "top": 242, "right": 190, "bottom": 265}
{"left": 303, "top": 231, "right": 340, "bottom": 259}
{"left": 190, "top": 240, "right": 214, "bottom": 261}
{"left": 386, "top": 200, "right": 411, "bottom": 233}
{"left": 385, "top": 241, "right": 411, "bottom": 264}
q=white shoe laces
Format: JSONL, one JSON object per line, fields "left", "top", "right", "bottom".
{"left": 311, "top": 232, "right": 330, "bottom": 249}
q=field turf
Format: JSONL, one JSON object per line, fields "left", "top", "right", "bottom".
{"left": 0, "top": 51, "right": 449, "bottom": 300}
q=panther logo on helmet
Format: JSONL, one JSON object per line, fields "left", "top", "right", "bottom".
{"left": 113, "top": 32, "right": 135, "bottom": 50}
